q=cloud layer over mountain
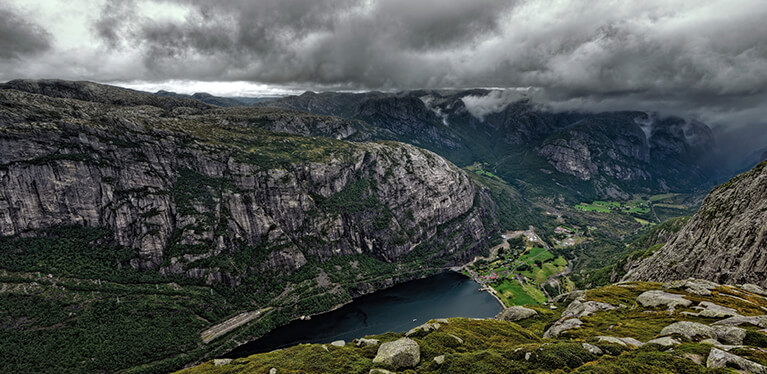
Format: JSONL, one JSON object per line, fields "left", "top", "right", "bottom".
{"left": 1, "top": 0, "right": 767, "bottom": 129}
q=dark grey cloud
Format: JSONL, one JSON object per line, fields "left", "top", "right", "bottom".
{"left": 0, "top": 5, "right": 51, "bottom": 60}
{"left": 2, "top": 0, "right": 767, "bottom": 132}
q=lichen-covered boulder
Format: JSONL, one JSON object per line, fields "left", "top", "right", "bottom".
{"left": 646, "top": 337, "right": 681, "bottom": 347}
{"left": 714, "top": 315, "right": 767, "bottom": 328}
{"left": 597, "top": 336, "right": 644, "bottom": 347}
{"left": 689, "top": 301, "right": 739, "bottom": 318}
{"left": 663, "top": 279, "right": 720, "bottom": 296}
{"left": 713, "top": 326, "right": 747, "bottom": 345}
{"left": 561, "top": 300, "right": 617, "bottom": 319}
{"left": 543, "top": 318, "right": 583, "bottom": 338}
{"left": 741, "top": 283, "right": 767, "bottom": 296}
{"left": 406, "top": 322, "right": 442, "bottom": 337}
{"left": 372, "top": 338, "right": 420, "bottom": 369}
{"left": 496, "top": 306, "right": 538, "bottom": 322}
{"left": 660, "top": 321, "right": 714, "bottom": 340}
{"left": 637, "top": 290, "right": 692, "bottom": 310}
{"left": 582, "top": 343, "right": 603, "bottom": 354}
{"left": 707, "top": 348, "right": 767, "bottom": 373}
{"left": 356, "top": 338, "right": 380, "bottom": 347}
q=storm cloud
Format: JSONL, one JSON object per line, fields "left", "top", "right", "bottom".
{"left": 0, "top": 5, "right": 51, "bottom": 60}
{"left": 1, "top": 0, "right": 767, "bottom": 128}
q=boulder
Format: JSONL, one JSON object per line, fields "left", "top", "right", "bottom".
{"left": 369, "top": 369, "right": 395, "bottom": 374}
{"left": 713, "top": 326, "right": 747, "bottom": 345}
{"left": 707, "top": 348, "right": 767, "bottom": 373}
{"left": 713, "top": 315, "right": 767, "bottom": 328}
{"left": 269, "top": 368, "right": 277, "bottom": 374}
{"left": 213, "top": 358, "right": 232, "bottom": 366}
{"left": 331, "top": 340, "right": 345, "bottom": 347}
{"left": 663, "top": 279, "right": 720, "bottom": 296}
{"left": 687, "top": 301, "right": 739, "bottom": 318}
{"left": 741, "top": 283, "right": 767, "bottom": 296}
{"left": 553, "top": 290, "right": 585, "bottom": 303}
{"left": 357, "top": 338, "right": 380, "bottom": 347}
{"left": 636, "top": 290, "right": 692, "bottom": 310}
{"left": 448, "top": 333, "right": 464, "bottom": 345}
{"left": 582, "top": 343, "right": 603, "bottom": 355}
{"left": 561, "top": 300, "right": 617, "bottom": 319}
{"left": 660, "top": 321, "right": 714, "bottom": 340}
{"left": 406, "top": 322, "right": 440, "bottom": 337}
{"left": 597, "top": 336, "right": 644, "bottom": 347}
{"left": 372, "top": 338, "right": 420, "bottom": 369}
{"left": 543, "top": 318, "right": 583, "bottom": 338}
{"left": 496, "top": 306, "right": 538, "bottom": 322}
{"left": 646, "top": 337, "right": 681, "bottom": 347}
{"left": 433, "top": 355, "right": 445, "bottom": 364}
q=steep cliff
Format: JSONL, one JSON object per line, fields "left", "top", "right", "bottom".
{"left": 0, "top": 86, "right": 497, "bottom": 282}
{"left": 264, "top": 90, "right": 721, "bottom": 199}
{"left": 625, "top": 161, "right": 767, "bottom": 286}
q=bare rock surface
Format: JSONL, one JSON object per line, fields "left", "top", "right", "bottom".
{"left": 626, "top": 162, "right": 767, "bottom": 287}
{"left": 707, "top": 347, "right": 767, "bottom": 373}
{"left": 372, "top": 338, "right": 421, "bottom": 370}
{"left": 636, "top": 290, "right": 692, "bottom": 310}
{"left": 496, "top": 306, "right": 538, "bottom": 322}
{"left": 543, "top": 318, "right": 583, "bottom": 338}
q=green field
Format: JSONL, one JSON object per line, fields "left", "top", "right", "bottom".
{"left": 653, "top": 203, "right": 687, "bottom": 210}
{"left": 473, "top": 245, "right": 568, "bottom": 307}
{"left": 649, "top": 193, "right": 680, "bottom": 202}
{"left": 492, "top": 279, "right": 547, "bottom": 305}
{"left": 633, "top": 217, "right": 651, "bottom": 226}
{"left": 575, "top": 200, "right": 650, "bottom": 216}
{"left": 517, "top": 247, "right": 555, "bottom": 264}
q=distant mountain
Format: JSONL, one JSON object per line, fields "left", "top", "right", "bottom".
{"left": 1, "top": 79, "right": 211, "bottom": 110}
{"left": 263, "top": 90, "right": 720, "bottom": 199}
{"left": 0, "top": 80, "right": 515, "bottom": 373}
{"left": 155, "top": 90, "right": 245, "bottom": 107}
{"left": 625, "top": 161, "right": 767, "bottom": 286}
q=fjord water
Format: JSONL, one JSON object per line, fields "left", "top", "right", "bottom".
{"left": 225, "top": 272, "right": 502, "bottom": 357}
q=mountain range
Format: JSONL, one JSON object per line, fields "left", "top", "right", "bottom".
{"left": 0, "top": 79, "right": 765, "bottom": 373}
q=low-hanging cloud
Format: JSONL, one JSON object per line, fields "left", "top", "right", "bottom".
{"left": 462, "top": 89, "right": 531, "bottom": 121}
{"left": 1, "top": 0, "right": 767, "bottom": 129}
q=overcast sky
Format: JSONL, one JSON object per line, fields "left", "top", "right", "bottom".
{"left": 2, "top": 0, "right": 767, "bottom": 133}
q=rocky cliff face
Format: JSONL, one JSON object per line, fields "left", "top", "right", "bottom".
{"left": 264, "top": 90, "right": 721, "bottom": 198}
{"left": 0, "top": 86, "right": 497, "bottom": 286}
{"left": 625, "top": 161, "right": 767, "bottom": 286}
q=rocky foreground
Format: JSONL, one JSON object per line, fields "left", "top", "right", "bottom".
{"left": 181, "top": 279, "right": 767, "bottom": 373}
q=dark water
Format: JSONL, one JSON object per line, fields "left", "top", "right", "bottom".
{"left": 224, "top": 271, "right": 502, "bottom": 358}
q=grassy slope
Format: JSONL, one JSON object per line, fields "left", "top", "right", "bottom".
{"left": 178, "top": 281, "right": 767, "bottom": 374}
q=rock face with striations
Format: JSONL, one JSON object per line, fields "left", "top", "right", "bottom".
{"left": 0, "top": 83, "right": 498, "bottom": 287}
{"left": 625, "top": 161, "right": 767, "bottom": 286}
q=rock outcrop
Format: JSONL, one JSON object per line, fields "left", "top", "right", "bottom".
{"left": 495, "top": 306, "right": 538, "bottom": 322}
{"left": 372, "top": 338, "right": 421, "bottom": 369}
{"left": 625, "top": 161, "right": 767, "bottom": 287}
{"left": 0, "top": 85, "right": 498, "bottom": 287}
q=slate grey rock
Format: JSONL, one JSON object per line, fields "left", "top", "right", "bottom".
{"left": 496, "top": 306, "right": 538, "bottom": 322}
{"left": 372, "top": 338, "right": 420, "bottom": 369}
{"left": 707, "top": 347, "right": 767, "bottom": 373}
{"left": 582, "top": 343, "right": 603, "bottom": 355}
{"left": 636, "top": 290, "right": 692, "bottom": 310}
{"left": 660, "top": 321, "right": 715, "bottom": 340}
{"left": 597, "top": 336, "right": 644, "bottom": 347}
{"left": 646, "top": 337, "right": 681, "bottom": 347}
{"left": 543, "top": 318, "right": 583, "bottom": 338}
{"left": 356, "top": 338, "right": 380, "bottom": 347}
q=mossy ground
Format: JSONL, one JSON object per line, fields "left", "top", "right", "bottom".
{"left": 181, "top": 281, "right": 767, "bottom": 373}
